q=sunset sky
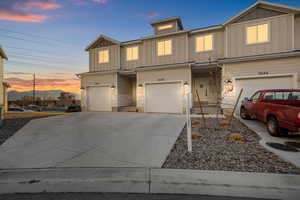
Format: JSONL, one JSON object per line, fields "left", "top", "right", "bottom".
{"left": 1, "top": 0, "right": 300, "bottom": 94}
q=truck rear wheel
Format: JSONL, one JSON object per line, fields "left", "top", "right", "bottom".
{"left": 267, "top": 116, "right": 280, "bottom": 137}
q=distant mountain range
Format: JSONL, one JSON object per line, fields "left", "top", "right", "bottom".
{"left": 8, "top": 90, "right": 80, "bottom": 101}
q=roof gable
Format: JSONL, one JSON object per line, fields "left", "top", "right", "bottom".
{"left": 0, "top": 46, "right": 8, "bottom": 60}
{"left": 224, "top": 1, "right": 300, "bottom": 25}
{"left": 85, "top": 35, "right": 120, "bottom": 51}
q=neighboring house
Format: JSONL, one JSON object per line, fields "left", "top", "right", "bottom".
{"left": 0, "top": 46, "right": 9, "bottom": 115}
{"left": 78, "top": 1, "right": 300, "bottom": 114}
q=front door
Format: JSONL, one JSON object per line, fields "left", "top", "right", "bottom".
{"left": 193, "top": 78, "right": 209, "bottom": 102}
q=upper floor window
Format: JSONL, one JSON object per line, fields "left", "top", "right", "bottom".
{"left": 157, "top": 24, "right": 173, "bottom": 31}
{"left": 99, "top": 50, "right": 109, "bottom": 63}
{"left": 157, "top": 39, "right": 172, "bottom": 56}
{"left": 196, "top": 34, "right": 213, "bottom": 52}
{"left": 126, "top": 46, "right": 139, "bottom": 61}
{"left": 246, "top": 23, "right": 269, "bottom": 44}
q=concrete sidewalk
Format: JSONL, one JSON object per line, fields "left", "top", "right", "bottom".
{"left": 240, "top": 118, "right": 300, "bottom": 168}
{"left": 0, "top": 167, "right": 299, "bottom": 200}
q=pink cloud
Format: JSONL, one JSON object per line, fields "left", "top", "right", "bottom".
{"left": 92, "top": 0, "right": 108, "bottom": 3}
{"left": 0, "top": 10, "right": 48, "bottom": 22}
{"left": 21, "top": 1, "right": 62, "bottom": 10}
{"left": 142, "top": 12, "right": 159, "bottom": 18}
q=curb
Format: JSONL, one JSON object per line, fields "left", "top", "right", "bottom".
{"left": 1, "top": 167, "right": 300, "bottom": 199}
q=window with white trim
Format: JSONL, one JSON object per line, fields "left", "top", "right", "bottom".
{"left": 157, "top": 39, "right": 172, "bottom": 56}
{"left": 98, "top": 50, "right": 109, "bottom": 63}
{"left": 246, "top": 23, "right": 269, "bottom": 44}
{"left": 126, "top": 46, "right": 139, "bottom": 61}
{"left": 195, "top": 34, "right": 213, "bottom": 52}
{"left": 157, "top": 24, "right": 173, "bottom": 31}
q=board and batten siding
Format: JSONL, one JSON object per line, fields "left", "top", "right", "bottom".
{"left": 226, "top": 14, "right": 294, "bottom": 58}
{"left": 295, "top": 15, "right": 300, "bottom": 50}
{"left": 120, "top": 43, "right": 143, "bottom": 70}
{"left": 89, "top": 45, "right": 120, "bottom": 72}
{"left": 137, "top": 67, "right": 191, "bottom": 112}
{"left": 142, "top": 33, "right": 188, "bottom": 67}
{"left": 188, "top": 30, "right": 224, "bottom": 62}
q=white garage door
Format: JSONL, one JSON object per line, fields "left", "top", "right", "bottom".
{"left": 145, "top": 82, "right": 182, "bottom": 114}
{"left": 235, "top": 75, "right": 294, "bottom": 112}
{"left": 87, "top": 86, "right": 111, "bottom": 111}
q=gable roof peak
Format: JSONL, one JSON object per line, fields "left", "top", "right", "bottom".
{"left": 223, "top": 0, "right": 300, "bottom": 25}
{"left": 85, "top": 34, "right": 120, "bottom": 51}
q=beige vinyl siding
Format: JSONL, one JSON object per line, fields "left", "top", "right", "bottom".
{"left": 121, "top": 43, "right": 143, "bottom": 70}
{"left": 189, "top": 30, "right": 224, "bottom": 62}
{"left": 142, "top": 33, "right": 188, "bottom": 66}
{"left": 154, "top": 20, "right": 178, "bottom": 35}
{"left": 89, "top": 45, "right": 120, "bottom": 72}
{"left": 137, "top": 67, "right": 191, "bottom": 112}
{"left": 295, "top": 15, "right": 300, "bottom": 50}
{"left": 227, "top": 14, "right": 294, "bottom": 58}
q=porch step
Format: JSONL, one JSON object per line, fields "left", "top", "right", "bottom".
{"left": 119, "top": 106, "right": 137, "bottom": 112}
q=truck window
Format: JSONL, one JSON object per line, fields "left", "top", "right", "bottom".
{"left": 263, "top": 92, "right": 274, "bottom": 100}
{"left": 250, "top": 92, "right": 261, "bottom": 101}
{"left": 269, "top": 91, "right": 300, "bottom": 100}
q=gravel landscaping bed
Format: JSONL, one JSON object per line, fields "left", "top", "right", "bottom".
{"left": 0, "top": 115, "right": 57, "bottom": 146}
{"left": 163, "top": 117, "right": 300, "bottom": 174}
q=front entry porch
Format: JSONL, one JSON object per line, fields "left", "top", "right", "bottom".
{"left": 117, "top": 73, "right": 137, "bottom": 112}
{"left": 192, "top": 65, "right": 222, "bottom": 114}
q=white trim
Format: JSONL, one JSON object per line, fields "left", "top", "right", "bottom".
{"left": 157, "top": 39, "right": 173, "bottom": 56}
{"left": 195, "top": 33, "right": 214, "bottom": 53}
{"left": 143, "top": 80, "right": 184, "bottom": 114}
{"left": 229, "top": 14, "right": 291, "bottom": 27}
{"left": 233, "top": 73, "right": 298, "bottom": 88}
{"left": 292, "top": 14, "right": 295, "bottom": 50}
{"left": 245, "top": 22, "right": 271, "bottom": 45}
{"left": 225, "top": 26, "right": 228, "bottom": 57}
{"left": 86, "top": 84, "right": 113, "bottom": 112}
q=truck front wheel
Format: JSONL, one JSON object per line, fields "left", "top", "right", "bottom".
{"left": 267, "top": 116, "right": 280, "bottom": 137}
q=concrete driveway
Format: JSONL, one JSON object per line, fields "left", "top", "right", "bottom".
{"left": 240, "top": 118, "right": 300, "bottom": 168}
{"left": 0, "top": 112, "right": 185, "bottom": 169}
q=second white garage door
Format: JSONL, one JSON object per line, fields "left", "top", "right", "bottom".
{"left": 87, "top": 86, "right": 111, "bottom": 111}
{"left": 145, "top": 82, "right": 183, "bottom": 114}
{"left": 235, "top": 75, "right": 294, "bottom": 101}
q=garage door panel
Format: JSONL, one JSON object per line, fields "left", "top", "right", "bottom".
{"left": 145, "top": 83, "right": 182, "bottom": 114}
{"left": 234, "top": 76, "right": 293, "bottom": 113}
{"left": 87, "top": 86, "right": 111, "bottom": 111}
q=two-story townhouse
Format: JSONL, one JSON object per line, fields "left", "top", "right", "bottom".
{"left": 78, "top": 1, "right": 300, "bottom": 114}
{"left": 0, "top": 46, "right": 9, "bottom": 117}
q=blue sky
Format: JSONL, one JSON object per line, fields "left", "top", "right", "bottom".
{"left": 0, "top": 0, "right": 300, "bottom": 92}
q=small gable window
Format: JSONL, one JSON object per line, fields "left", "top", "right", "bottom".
{"left": 246, "top": 23, "right": 269, "bottom": 44}
{"left": 196, "top": 34, "right": 213, "bottom": 52}
{"left": 126, "top": 46, "right": 139, "bottom": 61}
{"left": 99, "top": 50, "right": 109, "bottom": 63}
{"left": 158, "top": 24, "right": 173, "bottom": 31}
{"left": 157, "top": 39, "right": 172, "bottom": 56}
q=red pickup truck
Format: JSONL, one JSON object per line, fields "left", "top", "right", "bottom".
{"left": 240, "top": 89, "right": 300, "bottom": 137}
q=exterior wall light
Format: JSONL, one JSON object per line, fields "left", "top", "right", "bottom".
{"left": 111, "top": 85, "right": 116, "bottom": 89}
{"left": 138, "top": 84, "right": 143, "bottom": 88}
{"left": 184, "top": 81, "right": 190, "bottom": 94}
